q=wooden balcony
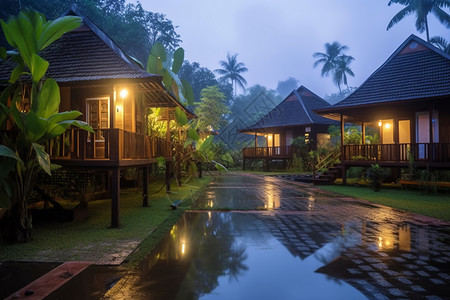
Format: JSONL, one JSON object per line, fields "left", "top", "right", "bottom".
{"left": 48, "top": 128, "right": 172, "bottom": 167}
{"left": 243, "top": 146, "right": 294, "bottom": 159}
{"left": 341, "top": 143, "right": 450, "bottom": 167}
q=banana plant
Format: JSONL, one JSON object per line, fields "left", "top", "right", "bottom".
{"left": 0, "top": 10, "right": 93, "bottom": 242}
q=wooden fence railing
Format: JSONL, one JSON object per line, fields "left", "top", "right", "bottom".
{"left": 47, "top": 128, "right": 172, "bottom": 160}
{"left": 341, "top": 143, "right": 450, "bottom": 163}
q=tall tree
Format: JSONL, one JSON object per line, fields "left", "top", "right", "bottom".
{"left": 333, "top": 55, "right": 355, "bottom": 92}
{"left": 194, "top": 86, "right": 230, "bottom": 132}
{"left": 313, "top": 42, "right": 355, "bottom": 91}
{"left": 215, "top": 53, "right": 248, "bottom": 98}
{"left": 0, "top": 0, "right": 182, "bottom": 64}
{"left": 430, "top": 35, "right": 450, "bottom": 53}
{"left": 387, "top": 0, "right": 450, "bottom": 42}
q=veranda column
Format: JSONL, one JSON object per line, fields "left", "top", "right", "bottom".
{"left": 340, "top": 114, "right": 347, "bottom": 185}
{"left": 142, "top": 166, "right": 149, "bottom": 207}
{"left": 111, "top": 167, "right": 120, "bottom": 228}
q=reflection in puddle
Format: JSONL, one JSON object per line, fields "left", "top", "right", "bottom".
{"left": 104, "top": 212, "right": 366, "bottom": 300}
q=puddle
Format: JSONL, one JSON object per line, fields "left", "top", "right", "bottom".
{"left": 102, "top": 212, "right": 367, "bottom": 300}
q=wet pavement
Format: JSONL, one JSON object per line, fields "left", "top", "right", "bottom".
{"left": 2, "top": 173, "right": 450, "bottom": 299}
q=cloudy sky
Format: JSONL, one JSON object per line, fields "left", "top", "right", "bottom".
{"left": 136, "top": 0, "right": 448, "bottom": 98}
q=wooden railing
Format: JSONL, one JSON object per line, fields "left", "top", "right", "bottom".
{"left": 341, "top": 143, "right": 450, "bottom": 163}
{"left": 47, "top": 128, "right": 172, "bottom": 160}
{"left": 243, "top": 146, "right": 293, "bottom": 158}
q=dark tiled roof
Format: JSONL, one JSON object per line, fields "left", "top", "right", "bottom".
{"left": 0, "top": 4, "right": 158, "bottom": 84}
{"left": 240, "top": 86, "right": 337, "bottom": 132}
{"left": 332, "top": 35, "right": 450, "bottom": 108}
{"left": 42, "top": 29, "right": 156, "bottom": 82}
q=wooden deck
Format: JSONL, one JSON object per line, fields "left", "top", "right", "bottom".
{"left": 48, "top": 128, "right": 172, "bottom": 166}
{"left": 341, "top": 143, "right": 450, "bottom": 167}
{"left": 242, "top": 146, "right": 294, "bottom": 159}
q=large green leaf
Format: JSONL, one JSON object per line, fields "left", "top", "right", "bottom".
{"left": 199, "top": 135, "right": 214, "bottom": 152}
{"left": 0, "top": 145, "right": 24, "bottom": 166}
{"left": 70, "top": 120, "right": 94, "bottom": 133}
{"left": 187, "top": 128, "right": 199, "bottom": 141}
{"left": 25, "top": 111, "right": 47, "bottom": 142}
{"left": 174, "top": 106, "right": 188, "bottom": 126}
{"left": 9, "top": 62, "right": 24, "bottom": 83}
{"left": 11, "top": 12, "right": 36, "bottom": 67}
{"left": 162, "top": 69, "right": 173, "bottom": 91}
{"left": 171, "top": 47, "right": 184, "bottom": 74}
{"left": 150, "top": 42, "right": 167, "bottom": 63}
{"left": 47, "top": 110, "right": 82, "bottom": 125}
{"left": 181, "top": 79, "right": 195, "bottom": 105}
{"left": 46, "top": 123, "right": 70, "bottom": 137}
{"left": 36, "top": 78, "right": 60, "bottom": 119}
{"left": 38, "top": 16, "right": 81, "bottom": 50}
{"left": 0, "top": 20, "right": 17, "bottom": 48}
{"left": 30, "top": 53, "right": 49, "bottom": 83}
{"left": 146, "top": 54, "right": 163, "bottom": 75}
{"left": 32, "top": 143, "right": 51, "bottom": 175}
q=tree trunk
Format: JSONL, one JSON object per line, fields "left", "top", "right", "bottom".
{"left": 1, "top": 201, "right": 32, "bottom": 243}
{"left": 425, "top": 15, "right": 430, "bottom": 42}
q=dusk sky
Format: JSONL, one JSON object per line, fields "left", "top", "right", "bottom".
{"left": 135, "top": 0, "right": 449, "bottom": 98}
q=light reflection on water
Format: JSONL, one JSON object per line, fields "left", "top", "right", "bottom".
{"left": 104, "top": 212, "right": 367, "bottom": 300}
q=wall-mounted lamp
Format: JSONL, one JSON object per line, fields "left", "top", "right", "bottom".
{"left": 378, "top": 121, "right": 382, "bottom": 127}
{"left": 384, "top": 123, "right": 391, "bottom": 129}
{"left": 116, "top": 105, "right": 122, "bottom": 113}
{"left": 119, "top": 88, "right": 128, "bottom": 99}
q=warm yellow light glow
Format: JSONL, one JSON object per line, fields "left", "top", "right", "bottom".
{"left": 119, "top": 88, "right": 128, "bottom": 98}
{"left": 384, "top": 123, "right": 391, "bottom": 129}
{"left": 378, "top": 121, "right": 382, "bottom": 127}
{"left": 181, "top": 241, "right": 186, "bottom": 254}
{"left": 116, "top": 105, "right": 122, "bottom": 113}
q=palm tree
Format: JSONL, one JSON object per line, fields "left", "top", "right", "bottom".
{"left": 313, "top": 42, "right": 355, "bottom": 91}
{"left": 215, "top": 53, "right": 248, "bottom": 97}
{"left": 387, "top": 0, "right": 450, "bottom": 42}
{"left": 430, "top": 35, "right": 450, "bottom": 53}
{"left": 333, "top": 55, "right": 355, "bottom": 93}
{"left": 313, "top": 42, "right": 349, "bottom": 77}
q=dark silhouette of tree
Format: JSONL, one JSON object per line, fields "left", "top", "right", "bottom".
{"left": 215, "top": 53, "right": 248, "bottom": 98}
{"left": 313, "top": 42, "right": 355, "bottom": 92}
{"left": 276, "top": 77, "right": 299, "bottom": 98}
{"left": 387, "top": 0, "right": 450, "bottom": 42}
{"left": 0, "top": 0, "right": 182, "bottom": 64}
{"left": 430, "top": 35, "right": 450, "bottom": 53}
{"left": 333, "top": 55, "right": 355, "bottom": 92}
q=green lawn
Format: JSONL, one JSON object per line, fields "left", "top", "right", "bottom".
{"left": 0, "top": 176, "right": 211, "bottom": 266}
{"left": 320, "top": 184, "right": 450, "bottom": 222}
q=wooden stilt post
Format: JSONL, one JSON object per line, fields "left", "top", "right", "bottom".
{"left": 142, "top": 166, "right": 149, "bottom": 207}
{"left": 111, "top": 168, "right": 120, "bottom": 228}
{"left": 166, "top": 161, "right": 171, "bottom": 193}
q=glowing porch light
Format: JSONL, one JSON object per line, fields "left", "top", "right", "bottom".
{"left": 181, "top": 241, "right": 186, "bottom": 255}
{"left": 119, "top": 88, "right": 128, "bottom": 99}
{"left": 384, "top": 123, "right": 391, "bottom": 129}
{"left": 378, "top": 121, "right": 382, "bottom": 127}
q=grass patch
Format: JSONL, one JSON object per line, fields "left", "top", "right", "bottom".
{"left": 320, "top": 184, "right": 450, "bottom": 221}
{"left": 0, "top": 176, "right": 211, "bottom": 265}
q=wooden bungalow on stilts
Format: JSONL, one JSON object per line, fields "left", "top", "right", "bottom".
{"left": 0, "top": 4, "right": 193, "bottom": 227}
{"left": 315, "top": 35, "right": 450, "bottom": 185}
{"left": 239, "top": 86, "right": 338, "bottom": 171}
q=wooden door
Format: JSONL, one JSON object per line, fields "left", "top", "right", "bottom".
{"left": 87, "top": 97, "right": 110, "bottom": 140}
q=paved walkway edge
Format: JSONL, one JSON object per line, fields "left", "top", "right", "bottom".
{"left": 5, "top": 261, "right": 92, "bottom": 300}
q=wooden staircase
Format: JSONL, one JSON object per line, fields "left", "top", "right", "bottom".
{"left": 313, "top": 164, "right": 342, "bottom": 185}
{"left": 312, "top": 151, "right": 342, "bottom": 185}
